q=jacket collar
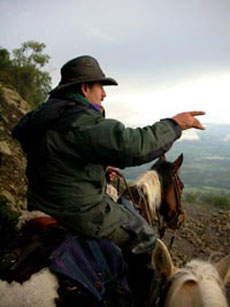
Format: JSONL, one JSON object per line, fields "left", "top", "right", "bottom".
{"left": 67, "top": 93, "right": 105, "bottom": 116}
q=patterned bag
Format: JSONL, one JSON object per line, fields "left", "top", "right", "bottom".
{"left": 49, "top": 234, "right": 133, "bottom": 306}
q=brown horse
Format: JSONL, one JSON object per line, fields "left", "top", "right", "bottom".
{"left": 152, "top": 239, "right": 230, "bottom": 307}
{"left": 122, "top": 153, "right": 184, "bottom": 237}
{"left": 0, "top": 155, "right": 185, "bottom": 307}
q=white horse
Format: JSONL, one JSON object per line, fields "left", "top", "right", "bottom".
{"left": 0, "top": 267, "right": 58, "bottom": 307}
{"left": 0, "top": 210, "right": 59, "bottom": 307}
{"left": 152, "top": 239, "right": 230, "bottom": 307}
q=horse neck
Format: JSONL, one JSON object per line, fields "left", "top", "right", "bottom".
{"left": 131, "top": 170, "right": 161, "bottom": 219}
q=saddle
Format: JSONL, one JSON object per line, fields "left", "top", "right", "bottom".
{"left": 0, "top": 216, "right": 133, "bottom": 306}
{"left": 0, "top": 216, "right": 66, "bottom": 283}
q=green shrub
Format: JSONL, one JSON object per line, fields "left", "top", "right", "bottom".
{"left": 200, "top": 193, "right": 230, "bottom": 208}
{"left": 183, "top": 191, "right": 198, "bottom": 203}
{"left": 183, "top": 190, "right": 230, "bottom": 209}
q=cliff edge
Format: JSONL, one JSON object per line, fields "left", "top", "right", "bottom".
{"left": 0, "top": 84, "right": 31, "bottom": 212}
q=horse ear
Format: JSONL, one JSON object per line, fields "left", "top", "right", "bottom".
{"left": 152, "top": 239, "right": 175, "bottom": 281}
{"left": 173, "top": 153, "right": 183, "bottom": 172}
{"left": 215, "top": 255, "right": 230, "bottom": 284}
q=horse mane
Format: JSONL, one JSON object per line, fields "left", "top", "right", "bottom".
{"left": 151, "top": 160, "right": 174, "bottom": 194}
{"left": 166, "top": 259, "right": 228, "bottom": 307}
{"left": 129, "top": 170, "right": 161, "bottom": 219}
{"left": 128, "top": 159, "right": 176, "bottom": 220}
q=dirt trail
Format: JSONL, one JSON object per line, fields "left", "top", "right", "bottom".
{"left": 162, "top": 202, "right": 230, "bottom": 266}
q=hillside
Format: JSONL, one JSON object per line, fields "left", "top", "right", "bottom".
{"left": 0, "top": 84, "right": 30, "bottom": 211}
{"left": 163, "top": 202, "right": 230, "bottom": 265}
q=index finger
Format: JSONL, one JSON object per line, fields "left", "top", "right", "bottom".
{"left": 193, "top": 120, "right": 206, "bottom": 130}
{"left": 189, "top": 111, "right": 206, "bottom": 116}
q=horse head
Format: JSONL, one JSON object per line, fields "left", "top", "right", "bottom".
{"left": 151, "top": 239, "right": 230, "bottom": 307}
{"left": 123, "top": 154, "right": 184, "bottom": 235}
{"left": 151, "top": 154, "right": 184, "bottom": 231}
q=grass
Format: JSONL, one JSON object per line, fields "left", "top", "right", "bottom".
{"left": 182, "top": 188, "right": 230, "bottom": 209}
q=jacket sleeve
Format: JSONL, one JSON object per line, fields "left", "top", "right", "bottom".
{"left": 69, "top": 117, "right": 182, "bottom": 168}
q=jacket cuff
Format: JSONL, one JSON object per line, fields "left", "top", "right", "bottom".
{"left": 160, "top": 118, "right": 182, "bottom": 139}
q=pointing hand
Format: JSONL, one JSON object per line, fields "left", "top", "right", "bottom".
{"left": 172, "top": 111, "right": 206, "bottom": 130}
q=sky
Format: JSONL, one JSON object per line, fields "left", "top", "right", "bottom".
{"left": 1, "top": 0, "right": 230, "bottom": 129}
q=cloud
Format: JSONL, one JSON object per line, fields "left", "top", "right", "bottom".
{"left": 179, "top": 130, "right": 200, "bottom": 141}
{"left": 86, "top": 26, "right": 116, "bottom": 44}
{"left": 223, "top": 135, "right": 230, "bottom": 142}
{"left": 1, "top": 0, "right": 230, "bottom": 125}
{"left": 106, "top": 70, "right": 230, "bottom": 126}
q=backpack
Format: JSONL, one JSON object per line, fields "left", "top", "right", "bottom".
{"left": 49, "top": 233, "right": 134, "bottom": 307}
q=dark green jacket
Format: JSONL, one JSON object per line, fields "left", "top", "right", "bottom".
{"left": 12, "top": 94, "right": 181, "bottom": 235}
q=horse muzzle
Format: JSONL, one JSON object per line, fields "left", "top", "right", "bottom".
{"left": 168, "top": 211, "right": 185, "bottom": 230}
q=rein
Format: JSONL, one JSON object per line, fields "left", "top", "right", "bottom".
{"left": 165, "top": 172, "right": 184, "bottom": 228}
{"left": 111, "top": 169, "right": 137, "bottom": 206}
{"left": 111, "top": 170, "right": 157, "bottom": 225}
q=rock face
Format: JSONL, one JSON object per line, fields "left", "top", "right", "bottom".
{"left": 0, "top": 84, "right": 31, "bottom": 212}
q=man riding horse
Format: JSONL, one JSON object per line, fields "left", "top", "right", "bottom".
{"left": 12, "top": 55, "right": 205, "bottom": 306}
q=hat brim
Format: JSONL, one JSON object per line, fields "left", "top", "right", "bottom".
{"left": 51, "top": 77, "right": 118, "bottom": 93}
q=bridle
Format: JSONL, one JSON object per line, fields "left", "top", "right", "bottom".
{"left": 163, "top": 171, "right": 184, "bottom": 229}
{"left": 111, "top": 168, "right": 184, "bottom": 246}
{"left": 156, "top": 171, "right": 184, "bottom": 249}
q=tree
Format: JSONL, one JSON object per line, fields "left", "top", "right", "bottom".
{"left": 0, "top": 48, "right": 11, "bottom": 68}
{"left": 12, "top": 41, "right": 50, "bottom": 68}
{"left": 0, "top": 41, "right": 52, "bottom": 107}
{"left": 0, "top": 48, "right": 13, "bottom": 86}
{"left": 11, "top": 41, "right": 52, "bottom": 107}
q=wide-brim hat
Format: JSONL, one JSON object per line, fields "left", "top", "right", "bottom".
{"left": 51, "top": 55, "right": 118, "bottom": 93}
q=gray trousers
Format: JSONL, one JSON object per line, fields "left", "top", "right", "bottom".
{"left": 97, "top": 196, "right": 157, "bottom": 255}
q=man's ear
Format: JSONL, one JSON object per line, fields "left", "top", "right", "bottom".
{"left": 81, "top": 83, "right": 89, "bottom": 97}
{"left": 152, "top": 239, "right": 175, "bottom": 282}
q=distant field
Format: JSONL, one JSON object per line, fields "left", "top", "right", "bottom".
{"left": 184, "top": 186, "right": 230, "bottom": 195}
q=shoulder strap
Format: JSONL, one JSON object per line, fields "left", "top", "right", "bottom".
{"left": 87, "top": 240, "right": 112, "bottom": 281}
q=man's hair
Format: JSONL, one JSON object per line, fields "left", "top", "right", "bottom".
{"left": 50, "top": 82, "right": 95, "bottom": 98}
